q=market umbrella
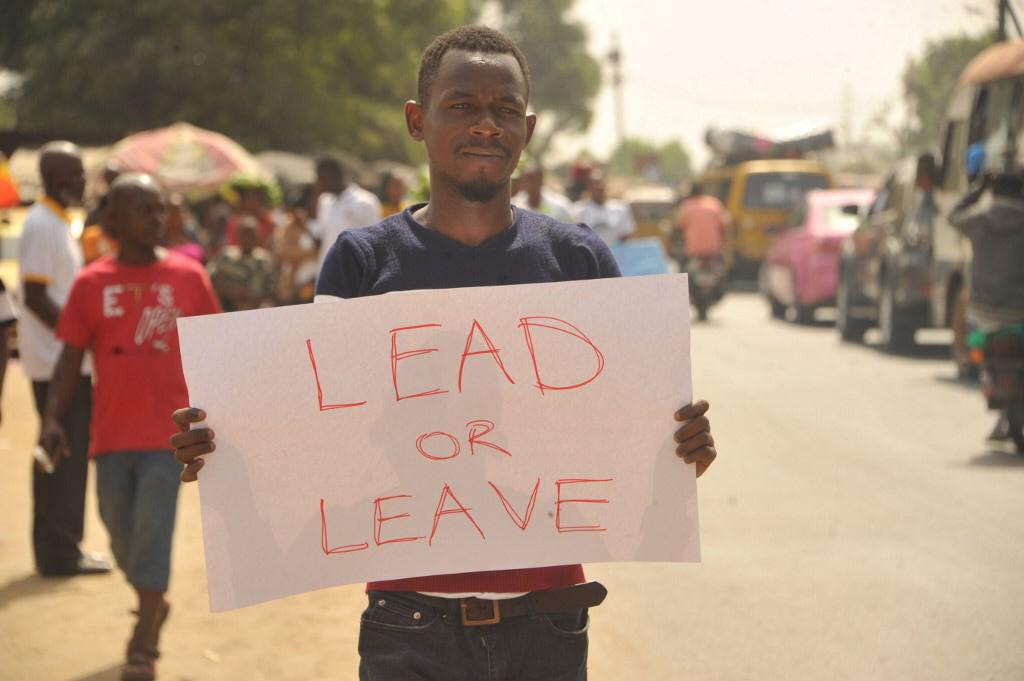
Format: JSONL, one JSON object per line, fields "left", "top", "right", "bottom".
{"left": 0, "top": 154, "right": 19, "bottom": 208}
{"left": 109, "top": 122, "right": 270, "bottom": 199}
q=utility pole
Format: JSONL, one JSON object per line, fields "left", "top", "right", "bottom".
{"left": 608, "top": 34, "right": 625, "bottom": 149}
{"left": 997, "top": 0, "right": 1023, "bottom": 39}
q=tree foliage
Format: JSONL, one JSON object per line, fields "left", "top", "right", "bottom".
{"left": 901, "top": 32, "right": 995, "bottom": 150}
{"left": 1, "top": 0, "right": 602, "bottom": 163}
{"left": 496, "top": 0, "right": 601, "bottom": 162}
{"left": 1, "top": 0, "right": 476, "bottom": 160}
{"left": 607, "top": 137, "right": 692, "bottom": 184}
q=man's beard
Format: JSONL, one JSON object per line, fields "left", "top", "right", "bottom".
{"left": 455, "top": 175, "right": 504, "bottom": 203}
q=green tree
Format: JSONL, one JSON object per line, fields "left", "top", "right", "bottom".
{"left": 608, "top": 137, "right": 692, "bottom": 184}
{"left": 1, "top": 0, "right": 474, "bottom": 161}
{"left": 496, "top": 0, "right": 601, "bottom": 162}
{"left": 902, "top": 32, "right": 995, "bottom": 149}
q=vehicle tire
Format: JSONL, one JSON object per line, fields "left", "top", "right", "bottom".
{"left": 786, "top": 270, "right": 813, "bottom": 324}
{"left": 837, "top": 268, "right": 868, "bottom": 342}
{"left": 759, "top": 265, "right": 785, "bottom": 319}
{"left": 879, "top": 276, "right": 915, "bottom": 352}
{"left": 950, "top": 285, "right": 978, "bottom": 380}
{"left": 696, "top": 302, "right": 709, "bottom": 322}
{"left": 1010, "top": 400, "right": 1024, "bottom": 455}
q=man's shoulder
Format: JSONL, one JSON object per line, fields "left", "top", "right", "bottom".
{"left": 344, "top": 184, "right": 382, "bottom": 208}
{"left": 71, "top": 256, "right": 118, "bottom": 289}
{"left": 22, "top": 203, "right": 60, "bottom": 232}
{"left": 163, "top": 250, "right": 209, "bottom": 275}
{"left": 343, "top": 211, "right": 409, "bottom": 243}
{"left": 517, "top": 209, "right": 601, "bottom": 246}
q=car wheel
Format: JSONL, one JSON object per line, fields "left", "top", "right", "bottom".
{"left": 695, "top": 301, "right": 709, "bottom": 322}
{"left": 879, "top": 275, "right": 915, "bottom": 352}
{"left": 950, "top": 285, "right": 977, "bottom": 380}
{"left": 837, "top": 267, "right": 868, "bottom": 342}
{"left": 1009, "top": 400, "right": 1024, "bottom": 455}
{"left": 759, "top": 264, "right": 786, "bottom": 319}
{"left": 786, "top": 270, "right": 813, "bottom": 324}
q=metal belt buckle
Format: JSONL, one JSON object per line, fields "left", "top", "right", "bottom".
{"left": 460, "top": 598, "right": 501, "bottom": 626}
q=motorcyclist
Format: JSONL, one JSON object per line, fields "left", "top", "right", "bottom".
{"left": 949, "top": 170, "right": 1024, "bottom": 444}
{"left": 675, "top": 183, "right": 727, "bottom": 266}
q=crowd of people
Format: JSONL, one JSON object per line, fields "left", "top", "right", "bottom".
{"left": 65, "top": 153, "right": 655, "bottom": 319}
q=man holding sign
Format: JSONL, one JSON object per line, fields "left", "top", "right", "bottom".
{"left": 172, "top": 25, "right": 717, "bottom": 680}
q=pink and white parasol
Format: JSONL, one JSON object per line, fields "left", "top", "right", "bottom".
{"left": 109, "top": 122, "right": 269, "bottom": 198}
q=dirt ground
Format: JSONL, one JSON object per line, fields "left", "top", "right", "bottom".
{"left": 4, "top": 293, "right": 1024, "bottom": 680}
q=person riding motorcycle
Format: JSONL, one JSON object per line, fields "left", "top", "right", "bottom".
{"left": 676, "top": 183, "right": 727, "bottom": 264}
{"left": 949, "top": 170, "right": 1024, "bottom": 445}
{"left": 676, "top": 184, "right": 728, "bottom": 320}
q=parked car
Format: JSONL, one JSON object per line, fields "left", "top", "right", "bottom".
{"left": 760, "top": 188, "right": 875, "bottom": 322}
{"left": 839, "top": 39, "right": 1024, "bottom": 364}
{"left": 836, "top": 155, "right": 944, "bottom": 351}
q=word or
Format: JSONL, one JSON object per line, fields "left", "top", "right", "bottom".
{"left": 415, "top": 419, "right": 512, "bottom": 460}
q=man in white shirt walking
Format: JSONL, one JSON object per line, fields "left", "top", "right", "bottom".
{"left": 18, "top": 141, "right": 111, "bottom": 577}
{"left": 512, "top": 164, "right": 573, "bottom": 222}
{"left": 573, "top": 171, "right": 635, "bottom": 245}
{"left": 308, "top": 156, "right": 382, "bottom": 269}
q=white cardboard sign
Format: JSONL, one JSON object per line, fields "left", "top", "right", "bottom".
{"left": 178, "top": 274, "right": 699, "bottom": 612}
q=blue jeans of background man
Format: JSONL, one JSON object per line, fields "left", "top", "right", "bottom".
{"left": 95, "top": 451, "right": 181, "bottom": 591}
{"left": 359, "top": 590, "right": 589, "bottom": 681}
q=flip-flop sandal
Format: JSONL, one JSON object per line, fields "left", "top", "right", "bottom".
{"left": 127, "top": 601, "right": 171, "bottom": 659}
{"left": 121, "top": 651, "right": 156, "bottom": 681}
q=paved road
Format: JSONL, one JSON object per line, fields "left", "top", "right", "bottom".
{"left": 2, "top": 292, "right": 1022, "bottom": 680}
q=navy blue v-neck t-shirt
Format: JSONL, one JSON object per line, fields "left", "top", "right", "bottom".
{"left": 316, "top": 204, "right": 621, "bottom": 298}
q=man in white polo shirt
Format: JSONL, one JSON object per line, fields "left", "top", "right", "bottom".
{"left": 18, "top": 141, "right": 111, "bottom": 577}
{"left": 573, "top": 171, "right": 636, "bottom": 245}
{"left": 308, "top": 156, "right": 382, "bottom": 270}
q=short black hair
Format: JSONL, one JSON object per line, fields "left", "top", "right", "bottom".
{"left": 417, "top": 25, "right": 531, "bottom": 105}
{"left": 315, "top": 155, "right": 344, "bottom": 176}
{"left": 916, "top": 153, "right": 937, "bottom": 181}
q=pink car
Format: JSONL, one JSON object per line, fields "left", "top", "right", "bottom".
{"left": 761, "top": 188, "right": 876, "bottom": 322}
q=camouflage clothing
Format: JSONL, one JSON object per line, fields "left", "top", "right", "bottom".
{"left": 207, "top": 246, "right": 278, "bottom": 312}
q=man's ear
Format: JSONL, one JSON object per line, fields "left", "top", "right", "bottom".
{"left": 524, "top": 112, "right": 538, "bottom": 146}
{"left": 405, "top": 100, "right": 425, "bottom": 141}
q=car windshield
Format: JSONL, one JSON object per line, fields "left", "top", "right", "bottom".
{"left": 743, "top": 172, "right": 829, "bottom": 209}
{"left": 818, "top": 205, "right": 863, "bottom": 234}
{"left": 629, "top": 201, "right": 674, "bottom": 221}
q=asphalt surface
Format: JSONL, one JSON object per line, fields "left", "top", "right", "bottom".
{"left": 2, "top": 292, "right": 1022, "bottom": 680}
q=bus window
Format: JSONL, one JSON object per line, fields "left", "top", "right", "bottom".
{"left": 968, "top": 77, "right": 1024, "bottom": 177}
{"left": 742, "top": 172, "right": 829, "bottom": 210}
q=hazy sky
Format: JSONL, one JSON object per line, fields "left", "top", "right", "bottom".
{"left": 559, "top": 0, "right": 999, "bottom": 165}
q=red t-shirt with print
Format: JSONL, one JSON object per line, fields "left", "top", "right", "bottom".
{"left": 57, "top": 251, "right": 221, "bottom": 456}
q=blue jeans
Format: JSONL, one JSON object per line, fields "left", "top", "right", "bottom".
{"left": 95, "top": 451, "right": 181, "bottom": 591}
{"left": 358, "top": 591, "right": 589, "bottom": 680}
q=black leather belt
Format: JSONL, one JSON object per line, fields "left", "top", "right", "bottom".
{"left": 385, "top": 581, "right": 608, "bottom": 626}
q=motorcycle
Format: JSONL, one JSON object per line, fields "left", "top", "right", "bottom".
{"left": 969, "top": 325, "right": 1024, "bottom": 453}
{"left": 686, "top": 256, "right": 726, "bottom": 322}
